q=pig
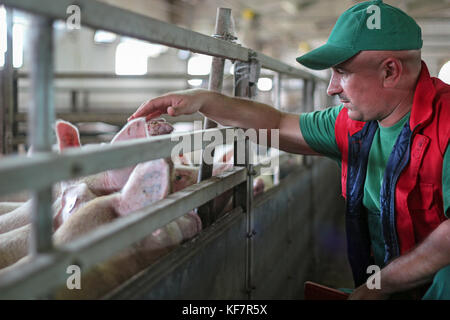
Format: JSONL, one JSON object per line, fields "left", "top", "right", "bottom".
{"left": 0, "top": 118, "right": 152, "bottom": 235}
{"left": 0, "top": 131, "right": 268, "bottom": 299}
{"left": 0, "top": 199, "right": 63, "bottom": 235}
{"left": 0, "top": 157, "right": 201, "bottom": 298}
{"left": 63, "top": 117, "right": 151, "bottom": 196}
{"left": 0, "top": 118, "right": 202, "bottom": 300}
{"left": 0, "top": 202, "right": 25, "bottom": 216}
{"left": 1, "top": 118, "right": 266, "bottom": 298}
{"left": 53, "top": 118, "right": 175, "bottom": 227}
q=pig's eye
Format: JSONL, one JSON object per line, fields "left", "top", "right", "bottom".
{"left": 175, "top": 175, "right": 182, "bottom": 181}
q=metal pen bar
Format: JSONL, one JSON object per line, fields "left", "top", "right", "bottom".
{"left": 0, "top": 127, "right": 233, "bottom": 196}
{"left": 4, "top": 7, "right": 13, "bottom": 154}
{"left": 244, "top": 137, "right": 255, "bottom": 299}
{"left": 16, "top": 112, "right": 204, "bottom": 124}
{"left": 256, "top": 52, "right": 326, "bottom": 81}
{"left": 243, "top": 56, "right": 261, "bottom": 300}
{"left": 197, "top": 7, "right": 231, "bottom": 227}
{"left": 4, "top": 0, "right": 248, "bottom": 62}
{"left": 302, "top": 79, "right": 315, "bottom": 167}
{"left": 17, "top": 72, "right": 211, "bottom": 80}
{"left": 273, "top": 73, "right": 281, "bottom": 185}
{"left": 11, "top": 69, "right": 18, "bottom": 153}
{"left": 0, "top": 6, "right": 13, "bottom": 155}
{"left": 16, "top": 72, "right": 274, "bottom": 80}
{"left": 2, "top": 0, "right": 326, "bottom": 82}
{"left": 0, "top": 167, "right": 248, "bottom": 299}
{"left": 28, "top": 16, "right": 55, "bottom": 254}
{"left": 232, "top": 57, "right": 256, "bottom": 298}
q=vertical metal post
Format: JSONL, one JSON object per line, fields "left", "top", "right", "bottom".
{"left": 302, "top": 79, "right": 315, "bottom": 167}
{"left": 244, "top": 138, "right": 255, "bottom": 299}
{"left": 11, "top": 69, "right": 18, "bottom": 152}
{"left": 83, "top": 90, "right": 89, "bottom": 112}
{"left": 28, "top": 16, "right": 55, "bottom": 254}
{"left": 70, "top": 90, "right": 78, "bottom": 113}
{"left": 233, "top": 55, "right": 260, "bottom": 299}
{"left": 303, "top": 79, "right": 315, "bottom": 112}
{"left": 197, "top": 8, "right": 231, "bottom": 227}
{"left": 272, "top": 72, "right": 281, "bottom": 185}
{"left": 0, "top": 7, "right": 14, "bottom": 155}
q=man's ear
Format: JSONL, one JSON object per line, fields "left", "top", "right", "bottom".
{"left": 381, "top": 57, "right": 402, "bottom": 88}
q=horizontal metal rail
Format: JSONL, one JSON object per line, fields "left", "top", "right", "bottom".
{"left": 14, "top": 112, "right": 204, "bottom": 124}
{"left": 2, "top": 0, "right": 326, "bottom": 82}
{"left": 0, "top": 166, "right": 248, "bottom": 299}
{"left": 16, "top": 72, "right": 278, "bottom": 80}
{"left": 16, "top": 72, "right": 211, "bottom": 80}
{"left": 0, "top": 127, "right": 235, "bottom": 196}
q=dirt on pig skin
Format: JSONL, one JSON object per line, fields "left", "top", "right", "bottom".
{"left": 147, "top": 119, "right": 174, "bottom": 136}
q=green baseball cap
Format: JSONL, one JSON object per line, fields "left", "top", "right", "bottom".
{"left": 296, "top": 0, "right": 423, "bottom": 70}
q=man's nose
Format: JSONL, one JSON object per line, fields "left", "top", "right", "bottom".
{"left": 326, "top": 74, "right": 342, "bottom": 96}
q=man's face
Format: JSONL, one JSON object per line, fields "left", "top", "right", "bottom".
{"left": 326, "top": 53, "right": 387, "bottom": 122}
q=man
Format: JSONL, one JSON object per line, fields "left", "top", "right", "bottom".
{"left": 129, "top": 0, "right": 450, "bottom": 299}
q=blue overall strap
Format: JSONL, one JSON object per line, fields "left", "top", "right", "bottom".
{"left": 380, "top": 121, "right": 413, "bottom": 263}
{"left": 346, "top": 121, "right": 378, "bottom": 286}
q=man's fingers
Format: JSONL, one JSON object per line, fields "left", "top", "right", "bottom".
{"left": 145, "top": 111, "right": 164, "bottom": 121}
{"left": 128, "top": 95, "right": 174, "bottom": 121}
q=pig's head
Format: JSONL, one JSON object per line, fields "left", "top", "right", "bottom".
{"left": 171, "top": 166, "right": 199, "bottom": 193}
{"left": 53, "top": 182, "right": 96, "bottom": 230}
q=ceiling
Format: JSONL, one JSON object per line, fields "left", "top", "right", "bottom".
{"left": 100, "top": 0, "right": 450, "bottom": 72}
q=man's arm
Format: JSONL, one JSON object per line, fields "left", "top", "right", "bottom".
{"left": 349, "top": 218, "right": 450, "bottom": 299}
{"left": 129, "top": 89, "right": 320, "bottom": 155}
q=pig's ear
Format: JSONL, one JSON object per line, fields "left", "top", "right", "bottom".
{"left": 55, "top": 120, "right": 81, "bottom": 152}
{"left": 52, "top": 197, "right": 65, "bottom": 231}
{"left": 111, "top": 117, "right": 149, "bottom": 144}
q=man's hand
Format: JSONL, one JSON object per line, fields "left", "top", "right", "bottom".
{"left": 128, "top": 89, "right": 217, "bottom": 122}
{"left": 129, "top": 88, "right": 319, "bottom": 155}
{"left": 348, "top": 283, "right": 390, "bottom": 300}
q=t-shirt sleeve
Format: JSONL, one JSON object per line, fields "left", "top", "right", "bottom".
{"left": 299, "top": 105, "right": 343, "bottom": 163}
{"left": 443, "top": 143, "right": 449, "bottom": 218}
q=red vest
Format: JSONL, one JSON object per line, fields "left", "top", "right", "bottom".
{"left": 336, "top": 61, "right": 449, "bottom": 260}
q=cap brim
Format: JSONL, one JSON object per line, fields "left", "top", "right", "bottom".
{"left": 296, "top": 43, "right": 360, "bottom": 70}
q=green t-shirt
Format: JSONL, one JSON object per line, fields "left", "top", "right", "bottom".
{"left": 363, "top": 112, "right": 410, "bottom": 266}
{"left": 300, "top": 105, "right": 450, "bottom": 266}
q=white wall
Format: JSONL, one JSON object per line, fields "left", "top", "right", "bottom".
{"left": 18, "top": 23, "right": 189, "bottom": 112}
